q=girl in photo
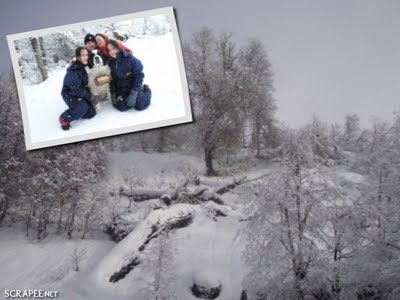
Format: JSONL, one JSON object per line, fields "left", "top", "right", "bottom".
{"left": 95, "top": 33, "right": 133, "bottom": 58}
{"left": 106, "top": 39, "right": 151, "bottom": 112}
{"left": 59, "top": 47, "right": 100, "bottom": 130}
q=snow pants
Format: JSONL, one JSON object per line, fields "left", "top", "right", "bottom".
{"left": 60, "top": 97, "right": 96, "bottom": 122}
{"left": 113, "top": 86, "right": 151, "bottom": 112}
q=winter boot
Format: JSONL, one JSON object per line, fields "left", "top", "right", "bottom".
{"left": 59, "top": 116, "right": 71, "bottom": 130}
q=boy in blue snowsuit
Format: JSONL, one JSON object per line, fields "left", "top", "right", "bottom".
{"left": 106, "top": 39, "right": 151, "bottom": 112}
{"left": 59, "top": 47, "right": 100, "bottom": 130}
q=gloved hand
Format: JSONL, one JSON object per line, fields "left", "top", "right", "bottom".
{"left": 95, "top": 75, "right": 112, "bottom": 86}
{"left": 70, "top": 97, "right": 83, "bottom": 103}
{"left": 126, "top": 90, "right": 139, "bottom": 108}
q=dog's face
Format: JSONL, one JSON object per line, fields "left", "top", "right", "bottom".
{"left": 93, "top": 55, "right": 103, "bottom": 68}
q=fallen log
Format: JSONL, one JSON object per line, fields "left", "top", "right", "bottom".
{"left": 215, "top": 176, "right": 247, "bottom": 194}
{"left": 109, "top": 213, "right": 193, "bottom": 283}
{"left": 119, "top": 187, "right": 173, "bottom": 202}
{"left": 138, "top": 213, "right": 193, "bottom": 252}
{"left": 119, "top": 176, "right": 248, "bottom": 206}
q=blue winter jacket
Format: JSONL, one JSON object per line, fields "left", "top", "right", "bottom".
{"left": 61, "top": 60, "right": 91, "bottom": 101}
{"left": 108, "top": 50, "right": 144, "bottom": 98}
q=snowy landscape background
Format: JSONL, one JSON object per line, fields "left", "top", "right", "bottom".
{"left": 12, "top": 14, "right": 188, "bottom": 146}
{"left": 1, "top": 6, "right": 400, "bottom": 300}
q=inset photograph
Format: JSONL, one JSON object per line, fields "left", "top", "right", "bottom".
{"left": 7, "top": 7, "right": 192, "bottom": 150}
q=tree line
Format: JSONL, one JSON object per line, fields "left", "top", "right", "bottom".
{"left": 0, "top": 72, "right": 106, "bottom": 240}
{"left": 243, "top": 112, "right": 400, "bottom": 299}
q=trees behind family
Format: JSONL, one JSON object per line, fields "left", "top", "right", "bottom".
{"left": 15, "top": 15, "right": 171, "bottom": 86}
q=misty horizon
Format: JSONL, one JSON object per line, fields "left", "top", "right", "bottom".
{"left": 1, "top": 0, "right": 399, "bottom": 127}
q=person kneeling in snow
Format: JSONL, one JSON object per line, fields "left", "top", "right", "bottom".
{"left": 59, "top": 47, "right": 100, "bottom": 130}
{"left": 106, "top": 39, "right": 151, "bottom": 112}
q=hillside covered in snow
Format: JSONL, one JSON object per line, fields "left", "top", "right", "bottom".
{"left": 3, "top": 148, "right": 398, "bottom": 300}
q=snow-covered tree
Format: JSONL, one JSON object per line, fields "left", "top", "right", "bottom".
{"left": 238, "top": 39, "right": 277, "bottom": 157}
{"left": 311, "top": 175, "right": 365, "bottom": 300}
{"left": 14, "top": 39, "right": 43, "bottom": 85}
{"left": 273, "top": 127, "right": 315, "bottom": 168}
{"left": 0, "top": 72, "right": 26, "bottom": 225}
{"left": 341, "top": 114, "right": 361, "bottom": 152}
{"left": 58, "top": 142, "right": 107, "bottom": 238}
{"left": 307, "top": 115, "right": 339, "bottom": 164}
{"left": 243, "top": 157, "right": 326, "bottom": 299}
{"left": 184, "top": 28, "right": 276, "bottom": 175}
{"left": 140, "top": 231, "right": 178, "bottom": 299}
{"left": 80, "top": 185, "right": 106, "bottom": 239}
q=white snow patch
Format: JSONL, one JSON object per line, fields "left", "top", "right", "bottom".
{"left": 335, "top": 168, "right": 365, "bottom": 184}
{"left": 91, "top": 202, "right": 247, "bottom": 300}
{"left": 0, "top": 227, "right": 115, "bottom": 299}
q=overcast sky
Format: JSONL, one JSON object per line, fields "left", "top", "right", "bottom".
{"left": 1, "top": 0, "right": 399, "bottom": 128}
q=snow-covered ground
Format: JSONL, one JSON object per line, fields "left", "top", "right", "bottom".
{"left": 0, "top": 151, "right": 368, "bottom": 299}
{"left": 0, "top": 226, "right": 116, "bottom": 298}
{"left": 0, "top": 208, "right": 246, "bottom": 300}
{"left": 23, "top": 33, "right": 188, "bottom": 144}
{"left": 92, "top": 202, "right": 246, "bottom": 300}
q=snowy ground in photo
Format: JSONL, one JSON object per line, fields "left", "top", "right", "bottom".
{"left": 23, "top": 33, "right": 188, "bottom": 144}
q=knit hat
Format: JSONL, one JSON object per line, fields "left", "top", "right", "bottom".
{"left": 84, "top": 33, "right": 95, "bottom": 45}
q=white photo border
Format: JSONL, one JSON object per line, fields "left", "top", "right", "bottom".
{"left": 6, "top": 6, "right": 192, "bottom": 150}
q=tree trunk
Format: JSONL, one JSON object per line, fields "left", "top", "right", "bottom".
{"left": 57, "top": 197, "right": 65, "bottom": 233}
{"left": 30, "top": 37, "right": 48, "bottom": 82}
{"left": 156, "top": 130, "right": 166, "bottom": 152}
{"left": 43, "top": 204, "right": 50, "bottom": 233}
{"left": 332, "top": 266, "right": 342, "bottom": 300}
{"left": 81, "top": 214, "right": 90, "bottom": 240}
{"left": 0, "top": 198, "right": 9, "bottom": 225}
{"left": 140, "top": 133, "right": 149, "bottom": 153}
{"left": 205, "top": 147, "right": 216, "bottom": 176}
{"left": 332, "top": 226, "right": 342, "bottom": 300}
{"left": 82, "top": 201, "right": 96, "bottom": 239}
{"left": 25, "top": 198, "right": 36, "bottom": 236}
{"left": 0, "top": 90, "right": 11, "bottom": 156}
{"left": 253, "top": 116, "right": 261, "bottom": 158}
{"left": 36, "top": 209, "right": 44, "bottom": 240}
{"left": 39, "top": 37, "right": 47, "bottom": 60}
{"left": 255, "top": 127, "right": 261, "bottom": 158}
{"left": 294, "top": 276, "right": 305, "bottom": 300}
{"left": 26, "top": 212, "right": 31, "bottom": 237}
{"left": 67, "top": 198, "right": 78, "bottom": 239}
